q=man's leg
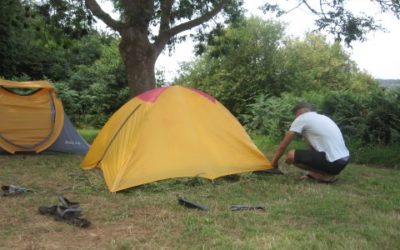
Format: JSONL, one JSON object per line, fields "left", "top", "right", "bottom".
{"left": 285, "top": 150, "right": 337, "bottom": 182}
{"left": 305, "top": 171, "right": 337, "bottom": 182}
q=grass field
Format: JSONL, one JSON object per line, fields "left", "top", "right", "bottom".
{"left": 0, "top": 153, "right": 399, "bottom": 250}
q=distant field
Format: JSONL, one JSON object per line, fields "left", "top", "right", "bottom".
{"left": 0, "top": 154, "right": 399, "bottom": 249}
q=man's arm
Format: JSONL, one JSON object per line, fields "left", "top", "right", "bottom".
{"left": 270, "top": 131, "right": 296, "bottom": 169}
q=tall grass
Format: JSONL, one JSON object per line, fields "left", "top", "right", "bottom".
{"left": 347, "top": 141, "right": 400, "bottom": 168}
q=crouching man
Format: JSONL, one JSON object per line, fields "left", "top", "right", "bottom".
{"left": 271, "top": 102, "right": 350, "bottom": 183}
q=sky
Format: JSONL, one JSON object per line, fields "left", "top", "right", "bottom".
{"left": 98, "top": 1, "right": 400, "bottom": 81}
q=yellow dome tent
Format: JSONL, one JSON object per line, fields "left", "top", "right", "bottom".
{"left": 81, "top": 86, "right": 271, "bottom": 192}
{"left": 0, "top": 79, "right": 89, "bottom": 154}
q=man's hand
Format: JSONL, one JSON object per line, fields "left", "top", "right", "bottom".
{"left": 270, "top": 131, "right": 296, "bottom": 168}
{"left": 284, "top": 150, "right": 295, "bottom": 165}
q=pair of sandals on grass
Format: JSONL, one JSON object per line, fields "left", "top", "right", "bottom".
{"left": 2, "top": 185, "right": 90, "bottom": 228}
{"left": 39, "top": 196, "right": 91, "bottom": 228}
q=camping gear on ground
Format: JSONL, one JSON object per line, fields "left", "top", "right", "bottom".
{"left": 0, "top": 79, "right": 89, "bottom": 154}
{"left": 38, "top": 195, "right": 90, "bottom": 228}
{"left": 177, "top": 196, "right": 209, "bottom": 211}
{"left": 1, "top": 185, "right": 33, "bottom": 196}
{"left": 230, "top": 204, "right": 266, "bottom": 211}
{"left": 81, "top": 86, "right": 272, "bottom": 192}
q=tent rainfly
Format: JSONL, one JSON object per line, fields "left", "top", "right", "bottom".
{"left": 0, "top": 79, "right": 89, "bottom": 154}
{"left": 81, "top": 86, "right": 271, "bottom": 192}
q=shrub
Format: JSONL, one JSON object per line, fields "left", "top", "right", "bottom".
{"left": 244, "top": 88, "right": 400, "bottom": 146}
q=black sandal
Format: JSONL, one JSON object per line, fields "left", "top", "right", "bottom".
{"left": 58, "top": 195, "right": 80, "bottom": 209}
{"left": 53, "top": 207, "right": 90, "bottom": 228}
{"left": 38, "top": 205, "right": 58, "bottom": 215}
{"left": 38, "top": 196, "right": 90, "bottom": 228}
{"left": 56, "top": 206, "right": 82, "bottom": 218}
{"left": 64, "top": 217, "right": 91, "bottom": 228}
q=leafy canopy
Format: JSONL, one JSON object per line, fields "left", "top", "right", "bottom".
{"left": 177, "top": 17, "right": 375, "bottom": 117}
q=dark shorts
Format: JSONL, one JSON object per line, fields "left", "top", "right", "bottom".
{"left": 294, "top": 150, "right": 349, "bottom": 175}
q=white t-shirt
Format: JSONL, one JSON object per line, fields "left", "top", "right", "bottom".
{"left": 289, "top": 112, "right": 349, "bottom": 162}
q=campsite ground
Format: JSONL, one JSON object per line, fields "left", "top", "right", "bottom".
{"left": 0, "top": 154, "right": 399, "bottom": 250}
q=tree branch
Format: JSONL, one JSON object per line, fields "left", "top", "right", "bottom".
{"left": 154, "top": 0, "right": 228, "bottom": 52}
{"left": 159, "top": 0, "right": 174, "bottom": 33}
{"left": 169, "top": 0, "right": 228, "bottom": 37}
{"left": 84, "top": 0, "right": 122, "bottom": 32}
{"left": 301, "top": 0, "right": 320, "bottom": 15}
{"left": 284, "top": 1, "right": 305, "bottom": 15}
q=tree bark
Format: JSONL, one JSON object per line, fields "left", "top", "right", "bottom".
{"left": 119, "top": 28, "right": 157, "bottom": 97}
{"left": 121, "top": 47, "right": 157, "bottom": 97}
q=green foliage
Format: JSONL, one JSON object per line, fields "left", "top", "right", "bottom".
{"left": 55, "top": 37, "right": 129, "bottom": 127}
{"left": 0, "top": 0, "right": 27, "bottom": 77}
{"left": 242, "top": 91, "right": 326, "bottom": 139}
{"left": 0, "top": 0, "right": 60, "bottom": 79}
{"left": 241, "top": 94, "right": 295, "bottom": 139}
{"left": 245, "top": 88, "right": 400, "bottom": 149}
{"left": 178, "top": 18, "right": 377, "bottom": 118}
{"left": 0, "top": 0, "right": 96, "bottom": 80}
{"left": 53, "top": 81, "right": 81, "bottom": 116}
{"left": 67, "top": 34, "right": 102, "bottom": 68}
{"left": 35, "top": 0, "right": 94, "bottom": 40}
{"left": 177, "top": 17, "right": 285, "bottom": 115}
{"left": 78, "top": 128, "right": 99, "bottom": 144}
{"left": 320, "top": 87, "right": 400, "bottom": 145}
{"left": 276, "top": 33, "right": 377, "bottom": 93}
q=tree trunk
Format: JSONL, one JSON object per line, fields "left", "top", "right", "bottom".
{"left": 119, "top": 28, "right": 158, "bottom": 97}
{"left": 84, "top": 0, "right": 229, "bottom": 98}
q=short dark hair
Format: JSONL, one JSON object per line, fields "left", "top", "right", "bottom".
{"left": 292, "top": 102, "right": 315, "bottom": 114}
